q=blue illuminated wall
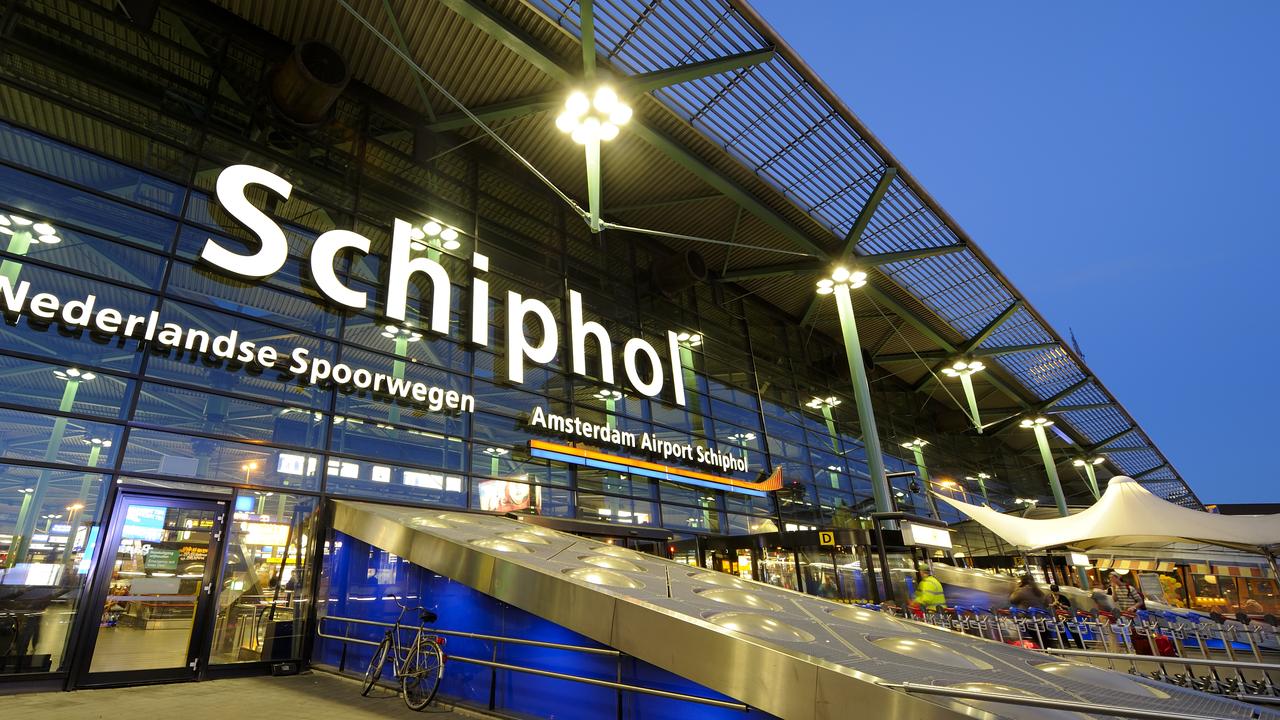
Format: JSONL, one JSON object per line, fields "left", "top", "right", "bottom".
{"left": 315, "top": 531, "right": 780, "bottom": 720}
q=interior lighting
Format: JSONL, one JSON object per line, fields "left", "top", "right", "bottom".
{"left": 805, "top": 395, "right": 841, "bottom": 409}
{"left": 675, "top": 332, "right": 702, "bottom": 347}
{"left": 1019, "top": 416, "right": 1054, "bottom": 429}
{"left": 900, "top": 438, "right": 928, "bottom": 451}
{"left": 380, "top": 325, "right": 423, "bottom": 341}
{"left": 941, "top": 358, "right": 985, "bottom": 377}
{"left": 54, "top": 367, "right": 95, "bottom": 381}
{"left": 593, "top": 389, "right": 623, "bottom": 401}
{"left": 1073, "top": 456, "right": 1106, "bottom": 466}
{"left": 409, "top": 220, "right": 462, "bottom": 252}
{"left": 556, "top": 87, "right": 632, "bottom": 144}
{"left": 0, "top": 214, "right": 61, "bottom": 244}
{"left": 815, "top": 266, "right": 867, "bottom": 295}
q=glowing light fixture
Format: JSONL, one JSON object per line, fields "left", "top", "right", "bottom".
{"left": 556, "top": 87, "right": 632, "bottom": 144}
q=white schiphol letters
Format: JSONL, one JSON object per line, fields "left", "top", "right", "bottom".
{"left": 568, "top": 290, "right": 614, "bottom": 385}
{"left": 61, "top": 295, "right": 95, "bottom": 326}
{"left": 386, "top": 218, "right": 451, "bottom": 330}
{"left": 29, "top": 292, "right": 59, "bottom": 319}
{"left": 507, "top": 291, "right": 557, "bottom": 384}
{"left": 93, "top": 306, "right": 121, "bottom": 333}
{"left": 470, "top": 252, "right": 490, "bottom": 346}
{"left": 201, "top": 164, "right": 292, "bottom": 278}
{"left": 623, "top": 338, "right": 663, "bottom": 397}
{"left": 666, "top": 331, "right": 687, "bottom": 407}
{"left": 311, "top": 229, "right": 369, "bottom": 309}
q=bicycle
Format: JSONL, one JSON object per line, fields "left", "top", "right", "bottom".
{"left": 361, "top": 593, "right": 446, "bottom": 710}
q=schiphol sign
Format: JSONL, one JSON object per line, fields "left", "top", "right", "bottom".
{"left": 0, "top": 164, "right": 697, "bottom": 417}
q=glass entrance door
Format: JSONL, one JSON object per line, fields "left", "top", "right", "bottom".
{"left": 79, "top": 493, "right": 226, "bottom": 685}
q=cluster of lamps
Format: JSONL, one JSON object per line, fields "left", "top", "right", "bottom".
{"left": 815, "top": 266, "right": 867, "bottom": 294}
{"left": 408, "top": 220, "right": 461, "bottom": 251}
{"left": 1019, "top": 415, "right": 1054, "bottom": 430}
{"left": 0, "top": 215, "right": 60, "bottom": 244}
{"left": 941, "top": 358, "right": 985, "bottom": 377}
{"left": 555, "top": 87, "right": 633, "bottom": 144}
{"left": 805, "top": 395, "right": 841, "bottom": 410}
{"left": 380, "top": 325, "right": 423, "bottom": 342}
{"left": 54, "top": 367, "right": 95, "bottom": 382}
{"left": 675, "top": 332, "right": 702, "bottom": 347}
{"left": 593, "top": 389, "right": 623, "bottom": 402}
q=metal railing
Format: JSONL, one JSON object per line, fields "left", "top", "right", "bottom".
{"left": 883, "top": 682, "right": 1248, "bottom": 720}
{"left": 316, "top": 614, "right": 750, "bottom": 713}
{"left": 866, "top": 603, "right": 1280, "bottom": 701}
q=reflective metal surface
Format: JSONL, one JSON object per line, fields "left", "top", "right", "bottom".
{"left": 333, "top": 501, "right": 1278, "bottom": 720}
{"left": 1036, "top": 662, "right": 1171, "bottom": 699}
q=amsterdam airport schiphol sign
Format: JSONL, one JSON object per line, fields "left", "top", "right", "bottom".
{"left": 0, "top": 164, "right": 756, "bottom": 480}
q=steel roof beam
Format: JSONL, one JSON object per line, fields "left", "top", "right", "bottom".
{"left": 426, "top": 96, "right": 559, "bottom": 132}
{"left": 873, "top": 342, "right": 1059, "bottom": 364}
{"left": 959, "top": 300, "right": 1023, "bottom": 353}
{"left": 717, "top": 261, "right": 822, "bottom": 282}
{"left": 1089, "top": 427, "right": 1136, "bottom": 451}
{"left": 624, "top": 47, "right": 777, "bottom": 94}
{"left": 841, "top": 167, "right": 897, "bottom": 258}
{"left": 1133, "top": 464, "right": 1169, "bottom": 480}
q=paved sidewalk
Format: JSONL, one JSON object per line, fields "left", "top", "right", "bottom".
{"left": 6, "top": 672, "right": 488, "bottom": 720}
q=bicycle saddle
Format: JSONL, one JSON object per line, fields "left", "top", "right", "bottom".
{"left": 420, "top": 609, "right": 437, "bottom": 624}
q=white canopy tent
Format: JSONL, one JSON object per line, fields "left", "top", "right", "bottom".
{"left": 937, "top": 476, "right": 1280, "bottom": 578}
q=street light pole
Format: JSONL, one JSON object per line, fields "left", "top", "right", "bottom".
{"left": 901, "top": 438, "right": 939, "bottom": 520}
{"left": 1072, "top": 456, "right": 1105, "bottom": 500}
{"left": 816, "top": 268, "right": 892, "bottom": 514}
{"left": 1021, "top": 416, "right": 1069, "bottom": 517}
{"left": 965, "top": 472, "right": 993, "bottom": 505}
{"left": 942, "top": 359, "right": 986, "bottom": 433}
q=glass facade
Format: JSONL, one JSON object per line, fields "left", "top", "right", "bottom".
{"left": 0, "top": 0, "right": 1064, "bottom": 687}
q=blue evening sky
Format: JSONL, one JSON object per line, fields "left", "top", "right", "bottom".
{"left": 748, "top": 1, "right": 1279, "bottom": 503}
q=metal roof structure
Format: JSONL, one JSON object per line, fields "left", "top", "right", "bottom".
{"left": 312, "top": 0, "right": 1194, "bottom": 505}
{"left": 0, "top": 0, "right": 1197, "bottom": 507}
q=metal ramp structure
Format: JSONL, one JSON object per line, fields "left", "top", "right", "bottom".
{"left": 332, "top": 500, "right": 1276, "bottom": 720}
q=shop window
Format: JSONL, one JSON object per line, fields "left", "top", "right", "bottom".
{"left": 0, "top": 462, "right": 109, "bottom": 675}
{"left": 324, "top": 460, "right": 467, "bottom": 508}
{"left": 210, "top": 491, "right": 318, "bottom": 665}
{"left": 472, "top": 479, "right": 569, "bottom": 517}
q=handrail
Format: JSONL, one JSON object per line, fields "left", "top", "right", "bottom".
{"left": 319, "top": 614, "right": 620, "bottom": 656}
{"left": 317, "top": 614, "right": 749, "bottom": 712}
{"left": 883, "top": 682, "right": 1236, "bottom": 720}
{"left": 1041, "top": 647, "right": 1280, "bottom": 671}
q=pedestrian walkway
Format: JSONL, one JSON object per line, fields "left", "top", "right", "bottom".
{"left": 6, "top": 672, "right": 487, "bottom": 720}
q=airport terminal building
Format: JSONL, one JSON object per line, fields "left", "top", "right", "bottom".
{"left": 0, "top": 1, "right": 1227, "bottom": 716}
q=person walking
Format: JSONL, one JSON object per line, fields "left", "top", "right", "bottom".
{"left": 1049, "top": 583, "right": 1085, "bottom": 649}
{"left": 1109, "top": 573, "right": 1144, "bottom": 614}
{"left": 912, "top": 565, "right": 947, "bottom": 612}
{"left": 1009, "top": 574, "right": 1049, "bottom": 610}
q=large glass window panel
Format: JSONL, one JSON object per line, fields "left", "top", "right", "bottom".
{"left": 0, "top": 218, "right": 168, "bottom": 290}
{"left": 471, "top": 445, "right": 571, "bottom": 488}
{"left": 120, "top": 428, "right": 321, "bottom": 492}
{"left": 325, "top": 460, "right": 466, "bottom": 508}
{"left": 329, "top": 421, "right": 466, "bottom": 474}
{"left": 661, "top": 503, "right": 720, "bottom": 533}
{"left": 575, "top": 468, "right": 655, "bottom": 499}
{"left": 0, "top": 163, "right": 177, "bottom": 250}
{"left": 343, "top": 310, "right": 471, "bottom": 374}
{"left": 0, "top": 355, "right": 131, "bottom": 419}
{"left": 133, "top": 382, "right": 326, "bottom": 449}
{"left": 471, "top": 478, "right": 569, "bottom": 517}
{"left": 0, "top": 462, "right": 109, "bottom": 675}
{"left": 164, "top": 259, "right": 343, "bottom": 338}
{"left": 0, "top": 263, "right": 157, "bottom": 373}
{"left": 0, "top": 407, "right": 122, "bottom": 468}
{"left": 0, "top": 122, "right": 189, "bottom": 214}
{"left": 143, "top": 300, "right": 337, "bottom": 410}
{"left": 575, "top": 493, "right": 657, "bottom": 527}
{"left": 211, "top": 491, "right": 318, "bottom": 665}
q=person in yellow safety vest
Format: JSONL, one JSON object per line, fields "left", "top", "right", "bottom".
{"left": 913, "top": 565, "right": 946, "bottom": 611}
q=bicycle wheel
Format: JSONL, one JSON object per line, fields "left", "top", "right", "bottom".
{"left": 361, "top": 636, "right": 392, "bottom": 696}
{"left": 401, "top": 637, "right": 444, "bottom": 711}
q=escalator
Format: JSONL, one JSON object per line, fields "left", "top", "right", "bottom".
{"left": 332, "top": 500, "right": 1273, "bottom": 720}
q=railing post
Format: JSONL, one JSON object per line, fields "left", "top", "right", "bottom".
{"left": 488, "top": 639, "right": 499, "bottom": 711}
{"left": 616, "top": 653, "right": 624, "bottom": 720}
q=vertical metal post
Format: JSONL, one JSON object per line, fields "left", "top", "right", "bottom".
{"left": 12, "top": 376, "right": 80, "bottom": 563}
{"left": 908, "top": 445, "right": 940, "bottom": 521}
{"left": 604, "top": 397, "right": 616, "bottom": 430}
{"left": 586, "top": 136, "right": 602, "bottom": 232}
{"left": 1082, "top": 462, "right": 1101, "bottom": 500}
{"left": 390, "top": 334, "right": 408, "bottom": 424}
{"left": 959, "top": 373, "right": 982, "bottom": 433}
{"left": 832, "top": 284, "right": 891, "bottom": 514}
{"left": 1, "top": 228, "right": 32, "bottom": 285}
{"left": 1031, "top": 424, "right": 1069, "bottom": 516}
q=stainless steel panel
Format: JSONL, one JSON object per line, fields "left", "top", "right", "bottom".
{"left": 332, "top": 501, "right": 1278, "bottom": 720}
